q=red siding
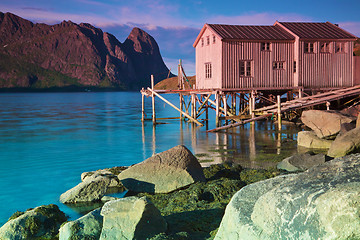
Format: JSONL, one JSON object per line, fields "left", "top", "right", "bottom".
{"left": 299, "top": 41, "right": 353, "bottom": 88}
{"left": 354, "top": 56, "right": 360, "bottom": 86}
{"left": 222, "top": 41, "right": 294, "bottom": 88}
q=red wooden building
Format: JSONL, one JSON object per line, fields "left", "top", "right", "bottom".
{"left": 193, "top": 22, "right": 358, "bottom": 90}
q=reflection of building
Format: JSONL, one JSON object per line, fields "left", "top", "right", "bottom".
{"left": 194, "top": 22, "right": 358, "bottom": 89}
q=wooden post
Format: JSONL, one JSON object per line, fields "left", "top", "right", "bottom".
{"left": 141, "top": 90, "right": 145, "bottom": 122}
{"left": 178, "top": 59, "right": 182, "bottom": 90}
{"left": 299, "top": 88, "right": 303, "bottom": 98}
{"left": 191, "top": 94, "right": 195, "bottom": 119}
{"left": 277, "top": 95, "right": 282, "bottom": 130}
{"left": 151, "top": 75, "right": 156, "bottom": 125}
{"left": 215, "top": 92, "right": 220, "bottom": 127}
{"left": 251, "top": 90, "right": 255, "bottom": 119}
{"left": 179, "top": 94, "right": 183, "bottom": 120}
{"left": 326, "top": 101, "right": 330, "bottom": 110}
{"left": 223, "top": 95, "right": 227, "bottom": 124}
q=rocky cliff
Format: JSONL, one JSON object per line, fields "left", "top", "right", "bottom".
{"left": 0, "top": 12, "right": 171, "bottom": 90}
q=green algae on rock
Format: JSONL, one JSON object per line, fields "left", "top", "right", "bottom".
{"left": 0, "top": 204, "right": 67, "bottom": 240}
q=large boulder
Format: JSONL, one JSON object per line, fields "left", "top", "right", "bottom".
{"left": 301, "top": 110, "right": 355, "bottom": 139}
{"left": 297, "top": 131, "right": 333, "bottom": 149}
{"left": 277, "top": 153, "right": 326, "bottom": 172}
{"left": 327, "top": 127, "right": 360, "bottom": 158}
{"left": 118, "top": 145, "right": 206, "bottom": 193}
{"left": 59, "top": 208, "right": 103, "bottom": 240}
{"left": 0, "top": 204, "right": 67, "bottom": 240}
{"left": 100, "top": 196, "right": 167, "bottom": 240}
{"left": 215, "top": 154, "right": 360, "bottom": 240}
{"left": 60, "top": 170, "right": 125, "bottom": 203}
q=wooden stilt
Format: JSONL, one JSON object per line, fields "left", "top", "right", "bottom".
{"left": 179, "top": 94, "right": 183, "bottom": 120}
{"left": 223, "top": 95, "right": 227, "bottom": 125}
{"left": 151, "top": 75, "right": 156, "bottom": 125}
{"left": 141, "top": 88, "right": 145, "bottom": 122}
{"left": 277, "top": 95, "right": 282, "bottom": 130}
{"left": 215, "top": 92, "right": 220, "bottom": 127}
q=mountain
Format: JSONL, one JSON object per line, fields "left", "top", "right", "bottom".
{"left": 0, "top": 12, "right": 172, "bottom": 91}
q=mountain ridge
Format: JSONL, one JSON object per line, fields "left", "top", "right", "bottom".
{"left": 0, "top": 12, "right": 172, "bottom": 90}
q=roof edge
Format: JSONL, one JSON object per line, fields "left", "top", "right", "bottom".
{"left": 193, "top": 24, "right": 224, "bottom": 48}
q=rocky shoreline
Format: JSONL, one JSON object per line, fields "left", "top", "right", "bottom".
{"left": 1, "top": 109, "right": 360, "bottom": 239}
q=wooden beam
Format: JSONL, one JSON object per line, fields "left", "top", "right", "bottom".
{"left": 207, "top": 113, "right": 273, "bottom": 132}
{"left": 196, "top": 94, "right": 211, "bottom": 116}
{"left": 147, "top": 87, "right": 203, "bottom": 126}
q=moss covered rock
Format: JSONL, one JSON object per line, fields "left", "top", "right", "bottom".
{"left": 0, "top": 204, "right": 67, "bottom": 240}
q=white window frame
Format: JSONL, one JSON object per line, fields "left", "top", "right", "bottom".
{"left": 261, "top": 42, "right": 271, "bottom": 51}
{"left": 239, "top": 60, "right": 252, "bottom": 77}
{"left": 304, "top": 42, "right": 315, "bottom": 53}
{"left": 320, "top": 42, "right": 331, "bottom": 53}
{"left": 273, "top": 61, "right": 285, "bottom": 70}
{"left": 335, "top": 42, "right": 346, "bottom": 53}
{"left": 205, "top": 62, "right": 212, "bottom": 79}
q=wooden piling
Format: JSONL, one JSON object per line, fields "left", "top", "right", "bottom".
{"left": 277, "top": 95, "right": 282, "bottom": 130}
{"left": 141, "top": 88, "right": 145, "bottom": 122}
{"left": 215, "top": 92, "right": 220, "bottom": 127}
{"left": 151, "top": 75, "right": 156, "bottom": 125}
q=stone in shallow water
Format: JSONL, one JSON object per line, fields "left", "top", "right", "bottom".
{"left": 297, "top": 131, "right": 333, "bottom": 149}
{"left": 118, "top": 145, "right": 206, "bottom": 193}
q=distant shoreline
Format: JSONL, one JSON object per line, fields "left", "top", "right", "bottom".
{"left": 0, "top": 87, "right": 139, "bottom": 93}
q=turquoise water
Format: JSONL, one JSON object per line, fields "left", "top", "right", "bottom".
{"left": 0, "top": 92, "right": 299, "bottom": 225}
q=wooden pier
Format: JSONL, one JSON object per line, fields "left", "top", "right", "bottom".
{"left": 141, "top": 62, "right": 360, "bottom": 133}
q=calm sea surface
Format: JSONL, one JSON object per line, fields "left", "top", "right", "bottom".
{"left": 0, "top": 92, "right": 299, "bottom": 225}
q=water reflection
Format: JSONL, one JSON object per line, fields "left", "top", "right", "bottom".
{"left": 143, "top": 119, "right": 299, "bottom": 169}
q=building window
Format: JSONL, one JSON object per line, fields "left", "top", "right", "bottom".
{"left": 320, "top": 42, "right": 331, "bottom": 53}
{"left": 304, "top": 42, "right": 314, "bottom": 53}
{"left": 273, "top": 61, "right": 285, "bottom": 70}
{"left": 261, "top": 42, "right": 271, "bottom": 51}
{"left": 293, "top": 61, "right": 296, "bottom": 73}
{"left": 239, "top": 60, "right": 252, "bottom": 77}
{"left": 201, "top": 38, "right": 204, "bottom": 47}
{"left": 213, "top": 35, "right": 216, "bottom": 44}
{"left": 335, "top": 42, "right": 346, "bottom": 53}
{"left": 206, "top": 36, "right": 210, "bottom": 45}
{"left": 205, "top": 63, "right": 212, "bottom": 79}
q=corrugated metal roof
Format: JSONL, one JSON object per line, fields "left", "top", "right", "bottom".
{"left": 278, "top": 22, "right": 357, "bottom": 39}
{"left": 207, "top": 24, "right": 295, "bottom": 41}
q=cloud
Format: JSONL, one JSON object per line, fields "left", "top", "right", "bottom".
{"left": 208, "top": 12, "right": 313, "bottom": 25}
{"left": 338, "top": 22, "right": 360, "bottom": 37}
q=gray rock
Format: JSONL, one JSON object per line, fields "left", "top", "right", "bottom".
{"left": 60, "top": 175, "right": 111, "bottom": 203}
{"left": 0, "top": 204, "right": 67, "bottom": 240}
{"left": 60, "top": 170, "right": 126, "bottom": 203}
{"left": 301, "top": 110, "right": 355, "bottom": 139}
{"left": 215, "top": 154, "right": 360, "bottom": 240}
{"left": 118, "top": 145, "right": 206, "bottom": 193}
{"left": 59, "top": 208, "right": 103, "bottom": 240}
{"left": 297, "top": 131, "right": 333, "bottom": 149}
{"left": 100, "top": 196, "right": 167, "bottom": 240}
{"left": 277, "top": 153, "right": 326, "bottom": 172}
{"left": 327, "top": 127, "right": 360, "bottom": 158}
